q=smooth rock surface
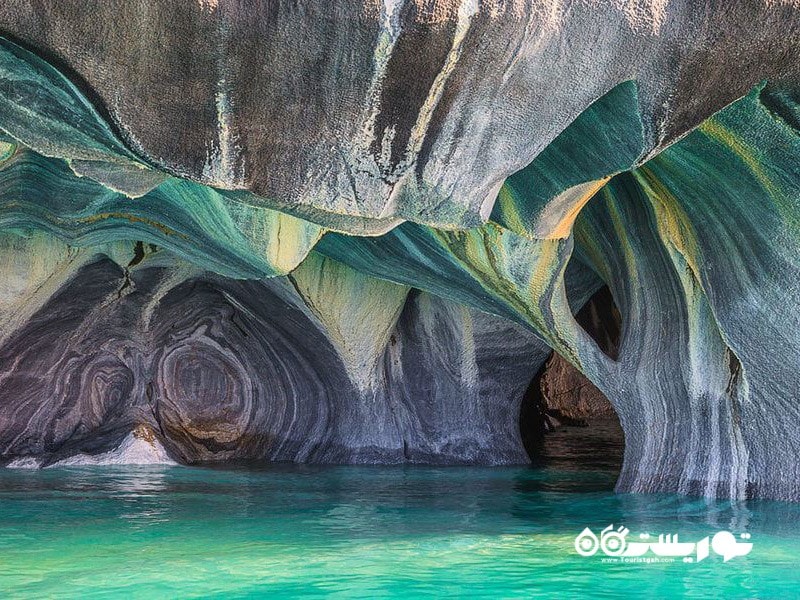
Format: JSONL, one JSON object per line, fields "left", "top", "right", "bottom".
{"left": 0, "top": 3, "right": 799, "bottom": 502}
{"left": 0, "top": 249, "right": 549, "bottom": 466}
{"left": 1, "top": 3, "right": 799, "bottom": 230}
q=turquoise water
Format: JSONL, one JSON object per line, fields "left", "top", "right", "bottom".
{"left": 0, "top": 432, "right": 798, "bottom": 598}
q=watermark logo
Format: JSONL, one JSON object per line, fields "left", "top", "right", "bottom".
{"left": 575, "top": 525, "right": 753, "bottom": 564}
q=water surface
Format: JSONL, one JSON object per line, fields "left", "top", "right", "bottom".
{"left": 0, "top": 427, "right": 797, "bottom": 598}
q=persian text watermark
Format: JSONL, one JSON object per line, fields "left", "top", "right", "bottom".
{"left": 574, "top": 525, "right": 753, "bottom": 564}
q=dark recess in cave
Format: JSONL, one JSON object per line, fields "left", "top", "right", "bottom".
{"left": 577, "top": 284, "right": 622, "bottom": 360}
{"left": 519, "top": 285, "right": 625, "bottom": 470}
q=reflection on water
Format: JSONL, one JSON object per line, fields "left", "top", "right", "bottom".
{"left": 0, "top": 430, "right": 797, "bottom": 597}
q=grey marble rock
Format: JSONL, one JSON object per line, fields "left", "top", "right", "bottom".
{"left": 0, "top": 250, "right": 549, "bottom": 466}
{"left": 1, "top": 2, "right": 799, "bottom": 504}
{"left": 1, "top": 1, "right": 798, "bottom": 230}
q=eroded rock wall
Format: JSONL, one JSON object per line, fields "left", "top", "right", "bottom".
{"left": 0, "top": 3, "right": 799, "bottom": 501}
{"left": 0, "top": 246, "right": 548, "bottom": 466}
{"left": 1, "top": 2, "right": 799, "bottom": 230}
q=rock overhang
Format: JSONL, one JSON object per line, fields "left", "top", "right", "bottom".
{"left": 0, "top": 2, "right": 799, "bottom": 500}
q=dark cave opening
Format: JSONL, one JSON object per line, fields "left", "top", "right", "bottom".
{"left": 519, "top": 285, "right": 625, "bottom": 473}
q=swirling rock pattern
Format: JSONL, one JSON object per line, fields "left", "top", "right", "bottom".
{"left": 0, "top": 4, "right": 800, "bottom": 500}
{"left": 0, "top": 251, "right": 549, "bottom": 466}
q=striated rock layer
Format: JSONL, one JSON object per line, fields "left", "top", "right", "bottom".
{"left": 0, "top": 3, "right": 800, "bottom": 500}
{"left": 0, "top": 245, "right": 549, "bottom": 466}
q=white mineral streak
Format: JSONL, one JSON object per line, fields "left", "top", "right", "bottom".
{"left": 49, "top": 428, "right": 177, "bottom": 467}
{"left": 479, "top": 180, "right": 506, "bottom": 221}
{"left": 198, "top": 0, "right": 219, "bottom": 13}
{"left": 356, "top": 0, "right": 479, "bottom": 195}
{"left": 202, "top": 3, "right": 244, "bottom": 189}
{"left": 459, "top": 304, "right": 479, "bottom": 392}
{"left": 377, "top": 0, "right": 481, "bottom": 219}
{"left": 203, "top": 79, "right": 244, "bottom": 188}
{"left": 5, "top": 456, "right": 40, "bottom": 469}
{"left": 358, "top": 0, "right": 406, "bottom": 175}
{"left": 378, "top": 123, "right": 397, "bottom": 175}
{"left": 400, "top": 0, "right": 479, "bottom": 168}
{"left": 219, "top": 80, "right": 243, "bottom": 185}
{"left": 498, "top": 1, "right": 564, "bottom": 85}
{"left": 728, "top": 373, "right": 750, "bottom": 500}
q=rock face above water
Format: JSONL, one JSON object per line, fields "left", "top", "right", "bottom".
{"left": 1, "top": 2, "right": 800, "bottom": 500}
{"left": 0, "top": 249, "right": 548, "bottom": 465}
{"left": 2, "top": 1, "right": 799, "bottom": 231}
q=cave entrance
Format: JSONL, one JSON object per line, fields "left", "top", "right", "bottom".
{"left": 519, "top": 285, "right": 625, "bottom": 474}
